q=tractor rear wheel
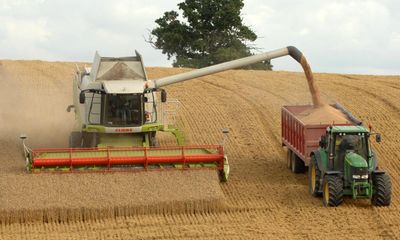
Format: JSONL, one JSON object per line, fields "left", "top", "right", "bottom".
{"left": 291, "top": 152, "right": 305, "bottom": 173}
{"left": 372, "top": 174, "right": 391, "bottom": 206}
{"left": 309, "top": 155, "right": 321, "bottom": 196}
{"left": 322, "top": 175, "right": 343, "bottom": 207}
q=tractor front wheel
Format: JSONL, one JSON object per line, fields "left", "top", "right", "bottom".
{"left": 309, "top": 155, "right": 321, "bottom": 197}
{"left": 322, "top": 175, "right": 343, "bottom": 207}
{"left": 372, "top": 174, "right": 391, "bottom": 206}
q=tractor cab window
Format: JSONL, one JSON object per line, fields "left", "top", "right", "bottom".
{"left": 334, "top": 133, "right": 368, "bottom": 164}
{"left": 103, "top": 94, "right": 143, "bottom": 126}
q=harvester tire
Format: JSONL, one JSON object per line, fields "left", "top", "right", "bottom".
{"left": 82, "top": 132, "right": 97, "bottom": 148}
{"left": 149, "top": 132, "right": 158, "bottom": 146}
{"left": 287, "top": 149, "right": 292, "bottom": 170}
{"left": 372, "top": 174, "right": 391, "bottom": 206}
{"left": 322, "top": 175, "right": 343, "bottom": 207}
{"left": 291, "top": 153, "right": 305, "bottom": 173}
{"left": 309, "top": 155, "right": 321, "bottom": 197}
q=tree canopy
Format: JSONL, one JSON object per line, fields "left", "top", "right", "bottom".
{"left": 149, "top": 0, "right": 272, "bottom": 70}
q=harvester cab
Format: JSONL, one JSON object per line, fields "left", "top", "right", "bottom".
{"left": 71, "top": 51, "right": 178, "bottom": 148}
{"left": 310, "top": 125, "right": 391, "bottom": 206}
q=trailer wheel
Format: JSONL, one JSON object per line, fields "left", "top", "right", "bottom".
{"left": 287, "top": 149, "right": 292, "bottom": 170}
{"left": 372, "top": 174, "right": 391, "bottom": 206}
{"left": 309, "top": 155, "right": 321, "bottom": 196}
{"left": 291, "top": 153, "right": 305, "bottom": 173}
{"left": 322, "top": 175, "right": 343, "bottom": 207}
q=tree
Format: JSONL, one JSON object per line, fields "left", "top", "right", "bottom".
{"left": 148, "top": 0, "right": 272, "bottom": 70}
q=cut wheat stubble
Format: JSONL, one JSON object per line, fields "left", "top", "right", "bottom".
{"left": 0, "top": 171, "right": 226, "bottom": 224}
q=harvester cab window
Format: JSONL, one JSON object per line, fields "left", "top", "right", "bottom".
{"left": 104, "top": 94, "right": 143, "bottom": 126}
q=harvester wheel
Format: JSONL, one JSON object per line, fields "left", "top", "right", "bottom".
{"left": 219, "top": 170, "right": 228, "bottom": 182}
{"left": 69, "top": 132, "right": 83, "bottom": 148}
{"left": 149, "top": 132, "right": 158, "bottom": 146}
{"left": 372, "top": 174, "right": 391, "bottom": 206}
{"left": 322, "top": 175, "right": 343, "bottom": 207}
{"left": 82, "top": 132, "right": 97, "bottom": 148}
{"left": 287, "top": 150, "right": 292, "bottom": 169}
{"left": 291, "top": 153, "right": 305, "bottom": 173}
{"left": 309, "top": 155, "right": 321, "bottom": 196}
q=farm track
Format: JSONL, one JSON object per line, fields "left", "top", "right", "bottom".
{"left": 0, "top": 62, "right": 399, "bottom": 239}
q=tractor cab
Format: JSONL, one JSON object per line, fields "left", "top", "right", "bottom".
{"left": 322, "top": 125, "right": 372, "bottom": 172}
{"left": 334, "top": 132, "right": 369, "bottom": 170}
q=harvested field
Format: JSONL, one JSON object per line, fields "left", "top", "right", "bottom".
{"left": 0, "top": 60, "right": 400, "bottom": 239}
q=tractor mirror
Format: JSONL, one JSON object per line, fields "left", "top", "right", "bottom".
{"left": 376, "top": 134, "right": 382, "bottom": 143}
{"left": 79, "top": 91, "right": 85, "bottom": 104}
{"left": 161, "top": 89, "right": 167, "bottom": 103}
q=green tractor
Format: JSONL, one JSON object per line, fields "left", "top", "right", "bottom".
{"left": 309, "top": 125, "right": 392, "bottom": 207}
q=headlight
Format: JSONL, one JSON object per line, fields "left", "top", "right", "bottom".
{"left": 353, "top": 175, "right": 361, "bottom": 179}
{"left": 361, "top": 174, "right": 368, "bottom": 179}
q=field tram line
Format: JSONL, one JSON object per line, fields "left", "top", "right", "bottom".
{"left": 190, "top": 81, "right": 231, "bottom": 144}
{"left": 332, "top": 77, "right": 400, "bottom": 116}
{"left": 191, "top": 78, "right": 278, "bottom": 154}
{"left": 179, "top": 95, "right": 221, "bottom": 145}
{"left": 176, "top": 82, "right": 226, "bottom": 143}
{"left": 199, "top": 78, "right": 283, "bottom": 149}
{"left": 229, "top": 71, "right": 292, "bottom": 104}
{"left": 329, "top": 79, "right": 400, "bottom": 158}
{"left": 369, "top": 78, "right": 400, "bottom": 91}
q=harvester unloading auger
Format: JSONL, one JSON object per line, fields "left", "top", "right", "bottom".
{"left": 21, "top": 46, "right": 315, "bottom": 182}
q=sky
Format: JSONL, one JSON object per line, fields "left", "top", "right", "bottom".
{"left": 0, "top": 0, "right": 399, "bottom": 75}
